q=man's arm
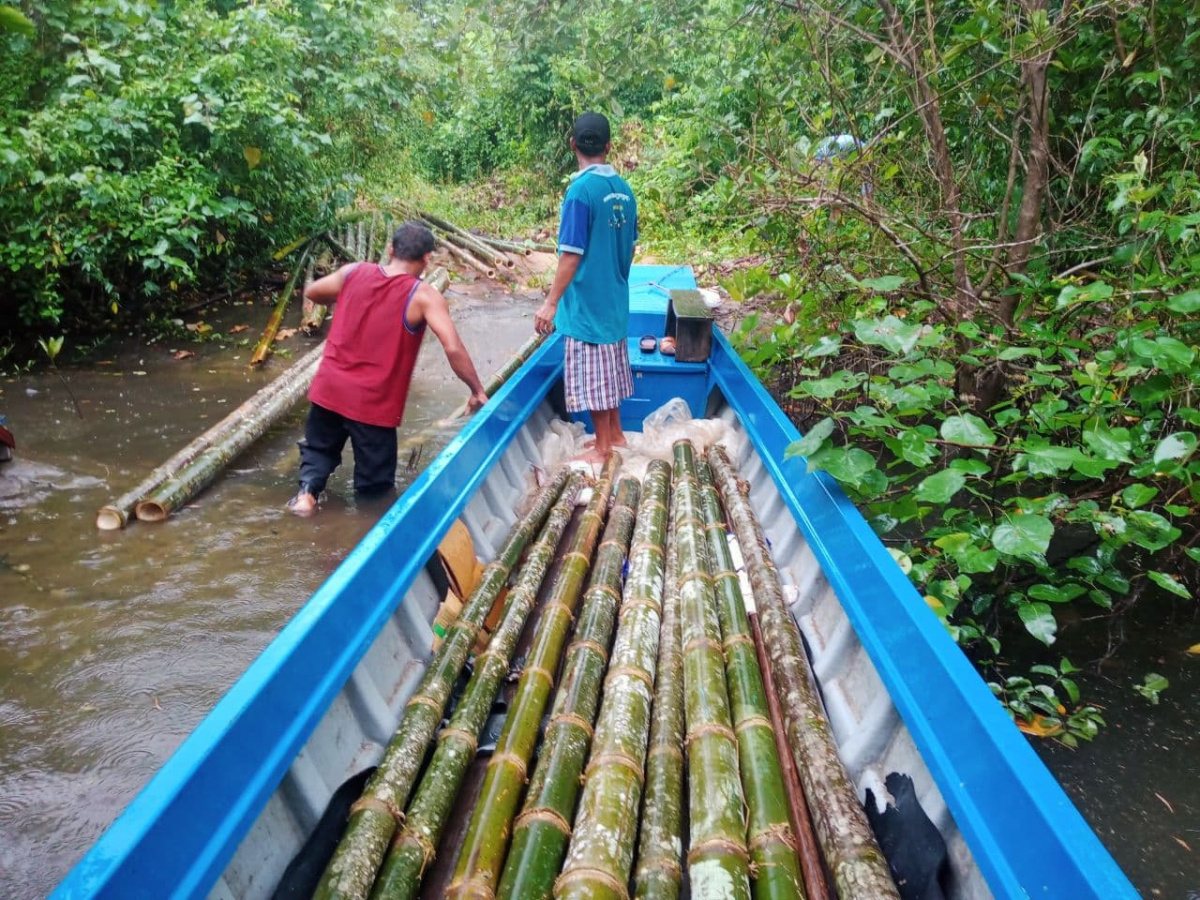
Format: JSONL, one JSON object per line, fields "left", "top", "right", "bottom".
{"left": 534, "top": 251, "right": 582, "bottom": 334}
{"left": 304, "top": 263, "right": 359, "bottom": 304}
{"left": 413, "top": 284, "right": 489, "bottom": 411}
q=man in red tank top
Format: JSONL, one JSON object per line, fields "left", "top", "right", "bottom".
{"left": 288, "top": 222, "right": 488, "bottom": 514}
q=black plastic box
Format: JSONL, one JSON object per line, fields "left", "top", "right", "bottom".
{"left": 666, "top": 289, "right": 714, "bottom": 363}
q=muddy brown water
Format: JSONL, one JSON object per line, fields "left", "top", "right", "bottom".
{"left": 0, "top": 279, "right": 541, "bottom": 898}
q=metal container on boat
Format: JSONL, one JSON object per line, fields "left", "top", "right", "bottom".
{"left": 52, "top": 266, "right": 1138, "bottom": 900}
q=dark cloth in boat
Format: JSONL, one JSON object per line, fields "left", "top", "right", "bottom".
{"left": 563, "top": 336, "right": 634, "bottom": 413}
{"left": 298, "top": 401, "right": 398, "bottom": 495}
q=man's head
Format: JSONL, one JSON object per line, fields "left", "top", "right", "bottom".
{"left": 571, "top": 112, "right": 611, "bottom": 160}
{"left": 392, "top": 221, "right": 436, "bottom": 264}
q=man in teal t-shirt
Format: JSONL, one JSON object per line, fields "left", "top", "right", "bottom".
{"left": 535, "top": 112, "right": 639, "bottom": 465}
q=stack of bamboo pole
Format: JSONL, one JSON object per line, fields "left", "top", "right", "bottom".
{"left": 312, "top": 444, "right": 901, "bottom": 900}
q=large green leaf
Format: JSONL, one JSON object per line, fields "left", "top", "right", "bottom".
{"left": 1018, "top": 602, "right": 1058, "bottom": 646}
{"left": 1147, "top": 571, "right": 1190, "bottom": 599}
{"left": 1017, "top": 441, "right": 1084, "bottom": 476}
{"left": 785, "top": 416, "right": 834, "bottom": 459}
{"left": 1167, "top": 289, "right": 1200, "bottom": 314}
{"left": 853, "top": 315, "right": 923, "bottom": 355}
{"left": 1152, "top": 432, "right": 1196, "bottom": 465}
{"left": 1131, "top": 336, "right": 1195, "bottom": 374}
{"left": 934, "top": 533, "right": 998, "bottom": 573}
{"left": 941, "top": 414, "right": 997, "bottom": 447}
{"left": 1125, "top": 510, "right": 1181, "bottom": 551}
{"left": 1081, "top": 421, "right": 1132, "bottom": 463}
{"left": 0, "top": 5, "right": 35, "bottom": 36}
{"left": 915, "top": 468, "right": 967, "bottom": 503}
{"left": 992, "top": 514, "right": 1054, "bottom": 560}
{"left": 797, "top": 370, "right": 863, "bottom": 398}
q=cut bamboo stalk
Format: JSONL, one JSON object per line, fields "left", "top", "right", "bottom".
{"left": 433, "top": 233, "right": 495, "bottom": 280}
{"left": 367, "top": 213, "right": 380, "bottom": 264}
{"left": 475, "top": 236, "right": 536, "bottom": 257}
{"left": 446, "top": 455, "right": 620, "bottom": 899}
{"left": 299, "top": 259, "right": 329, "bottom": 335}
{"left": 751, "top": 608, "right": 831, "bottom": 900}
{"left": 632, "top": 488, "right": 685, "bottom": 900}
{"left": 313, "top": 467, "right": 577, "bottom": 900}
{"left": 249, "top": 244, "right": 311, "bottom": 367}
{"left": 369, "top": 474, "right": 586, "bottom": 900}
{"left": 121, "top": 268, "right": 450, "bottom": 527}
{"left": 356, "top": 220, "right": 366, "bottom": 261}
{"left": 344, "top": 225, "right": 355, "bottom": 257}
{"left": 443, "top": 229, "right": 509, "bottom": 269}
{"left": 697, "top": 459, "right": 806, "bottom": 900}
{"left": 555, "top": 460, "right": 671, "bottom": 900}
{"left": 495, "top": 475, "right": 640, "bottom": 900}
{"left": 326, "top": 232, "right": 356, "bottom": 262}
{"left": 672, "top": 440, "right": 752, "bottom": 900}
{"left": 95, "top": 339, "right": 327, "bottom": 529}
{"left": 707, "top": 445, "right": 900, "bottom": 900}
{"left": 416, "top": 210, "right": 507, "bottom": 265}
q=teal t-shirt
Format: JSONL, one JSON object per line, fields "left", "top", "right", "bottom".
{"left": 555, "top": 164, "right": 638, "bottom": 345}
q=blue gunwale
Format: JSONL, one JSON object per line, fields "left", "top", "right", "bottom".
{"left": 708, "top": 328, "right": 1137, "bottom": 900}
{"left": 52, "top": 335, "right": 567, "bottom": 900}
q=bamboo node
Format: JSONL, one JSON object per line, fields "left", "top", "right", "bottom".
{"left": 629, "top": 540, "right": 666, "bottom": 558}
{"left": 617, "top": 597, "right": 662, "bottom": 618}
{"left": 676, "top": 569, "right": 713, "bottom": 588}
{"left": 681, "top": 636, "right": 725, "bottom": 658}
{"left": 685, "top": 721, "right": 737, "bottom": 748}
{"left": 549, "top": 711, "right": 595, "bottom": 740}
{"left": 647, "top": 742, "right": 685, "bottom": 763}
{"left": 711, "top": 567, "right": 740, "bottom": 582}
{"left": 604, "top": 663, "right": 655, "bottom": 694}
{"left": 563, "top": 549, "right": 594, "bottom": 567}
{"left": 555, "top": 866, "right": 631, "bottom": 900}
{"left": 405, "top": 693, "right": 447, "bottom": 715}
{"left": 438, "top": 726, "right": 479, "bottom": 755}
{"left": 521, "top": 663, "right": 556, "bottom": 688}
{"left": 514, "top": 805, "right": 573, "bottom": 836}
{"left": 583, "top": 749, "right": 645, "bottom": 785}
{"left": 393, "top": 826, "right": 438, "bottom": 874}
{"left": 444, "top": 878, "right": 496, "bottom": 900}
{"left": 734, "top": 713, "right": 775, "bottom": 737}
{"left": 348, "top": 795, "right": 404, "bottom": 827}
{"left": 489, "top": 750, "right": 528, "bottom": 782}
{"left": 586, "top": 581, "right": 623, "bottom": 605}
{"left": 749, "top": 823, "right": 799, "bottom": 854}
{"left": 686, "top": 837, "right": 751, "bottom": 867}
{"left": 723, "top": 633, "right": 757, "bottom": 652}
{"left": 635, "top": 856, "right": 683, "bottom": 880}
{"left": 567, "top": 637, "right": 609, "bottom": 667}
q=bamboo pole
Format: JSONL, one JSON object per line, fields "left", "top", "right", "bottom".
{"left": 443, "top": 229, "right": 510, "bottom": 269}
{"left": 299, "top": 259, "right": 329, "bottom": 335}
{"left": 369, "top": 474, "right": 586, "bottom": 900}
{"left": 249, "top": 244, "right": 311, "bottom": 367}
{"left": 495, "top": 475, "right": 641, "bottom": 900}
{"left": 475, "top": 236, "right": 536, "bottom": 257}
{"left": 672, "top": 440, "right": 752, "bottom": 900}
{"left": 697, "top": 459, "right": 806, "bottom": 900}
{"left": 313, "top": 467, "right": 576, "bottom": 900}
{"left": 446, "top": 455, "right": 620, "bottom": 899}
{"left": 325, "top": 232, "right": 356, "bottom": 262}
{"left": 555, "top": 460, "right": 671, "bottom": 900}
{"left": 632, "top": 489, "right": 685, "bottom": 900}
{"left": 344, "top": 225, "right": 355, "bottom": 257}
{"left": 706, "top": 445, "right": 900, "bottom": 900}
{"left": 416, "top": 210, "right": 508, "bottom": 266}
{"left": 95, "top": 339, "right": 327, "bottom": 529}
{"left": 433, "top": 233, "right": 495, "bottom": 280}
{"left": 356, "top": 220, "right": 366, "bottom": 261}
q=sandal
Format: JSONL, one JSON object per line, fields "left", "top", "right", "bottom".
{"left": 660, "top": 336, "right": 676, "bottom": 357}
{"left": 639, "top": 334, "right": 657, "bottom": 353}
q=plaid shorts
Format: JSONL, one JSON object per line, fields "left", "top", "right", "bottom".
{"left": 564, "top": 337, "right": 634, "bottom": 413}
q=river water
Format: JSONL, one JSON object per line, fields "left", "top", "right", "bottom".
{"left": 0, "top": 274, "right": 540, "bottom": 898}
{"left": 1, "top": 274, "right": 1196, "bottom": 898}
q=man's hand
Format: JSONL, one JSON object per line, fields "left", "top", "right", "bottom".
{"left": 467, "top": 389, "right": 489, "bottom": 412}
{"left": 534, "top": 299, "right": 558, "bottom": 335}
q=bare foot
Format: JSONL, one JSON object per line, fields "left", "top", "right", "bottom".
{"left": 287, "top": 491, "right": 318, "bottom": 516}
{"left": 572, "top": 447, "right": 610, "bottom": 466}
{"left": 583, "top": 436, "right": 628, "bottom": 449}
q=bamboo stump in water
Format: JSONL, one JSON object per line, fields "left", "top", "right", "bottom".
{"left": 495, "top": 475, "right": 641, "bottom": 900}
{"left": 313, "top": 468, "right": 575, "bottom": 900}
{"left": 706, "top": 445, "right": 899, "bottom": 900}
{"left": 555, "top": 460, "right": 671, "bottom": 900}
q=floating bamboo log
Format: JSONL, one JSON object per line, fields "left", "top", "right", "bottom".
{"left": 632, "top": 491, "right": 685, "bottom": 900}
{"left": 672, "top": 440, "right": 753, "bottom": 900}
{"left": 107, "top": 269, "right": 450, "bottom": 528}
{"left": 249, "top": 244, "right": 311, "bottom": 367}
{"left": 707, "top": 445, "right": 900, "bottom": 900}
{"left": 313, "top": 466, "right": 574, "bottom": 900}
{"left": 95, "top": 340, "right": 326, "bottom": 529}
{"left": 432, "top": 233, "right": 496, "bottom": 280}
{"left": 697, "top": 459, "right": 806, "bottom": 900}
{"left": 496, "top": 475, "right": 640, "bottom": 900}
{"left": 446, "top": 455, "right": 620, "bottom": 899}
{"left": 369, "top": 474, "right": 586, "bottom": 900}
{"left": 556, "top": 460, "right": 671, "bottom": 900}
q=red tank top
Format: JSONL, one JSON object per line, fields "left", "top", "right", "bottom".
{"left": 308, "top": 265, "right": 426, "bottom": 427}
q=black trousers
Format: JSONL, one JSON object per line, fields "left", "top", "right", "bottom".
{"left": 298, "top": 402, "right": 397, "bottom": 495}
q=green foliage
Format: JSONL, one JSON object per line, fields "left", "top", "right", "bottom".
{"left": 988, "top": 659, "right": 1105, "bottom": 748}
{"left": 0, "top": 0, "right": 421, "bottom": 339}
{"left": 1133, "top": 672, "right": 1169, "bottom": 705}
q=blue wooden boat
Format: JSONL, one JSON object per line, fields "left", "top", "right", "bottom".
{"left": 53, "top": 266, "right": 1137, "bottom": 900}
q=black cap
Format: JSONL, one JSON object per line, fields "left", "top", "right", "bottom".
{"left": 572, "top": 112, "right": 610, "bottom": 155}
